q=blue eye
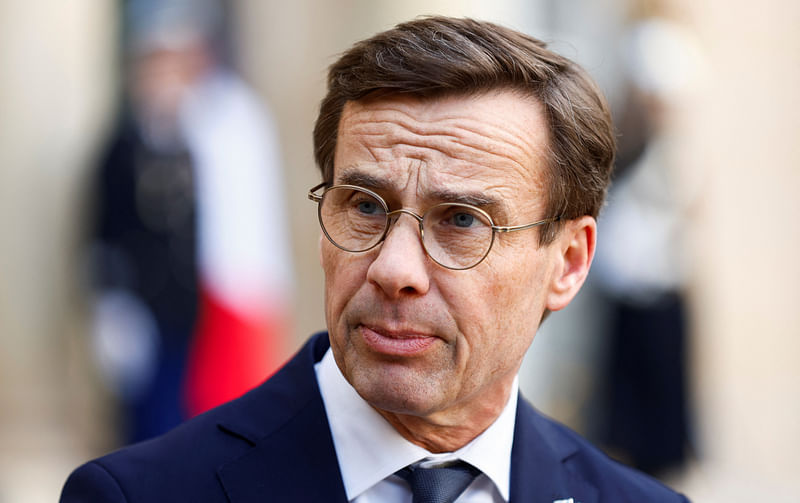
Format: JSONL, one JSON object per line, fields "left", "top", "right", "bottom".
{"left": 357, "top": 201, "right": 379, "bottom": 214}
{"left": 452, "top": 212, "right": 475, "bottom": 228}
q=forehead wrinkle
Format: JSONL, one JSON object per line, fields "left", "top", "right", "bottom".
{"left": 342, "top": 104, "right": 428, "bottom": 143}
{"left": 349, "top": 106, "right": 537, "bottom": 154}
{"left": 433, "top": 121, "right": 542, "bottom": 186}
{"left": 344, "top": 108, "right": 544, "bottom": 189}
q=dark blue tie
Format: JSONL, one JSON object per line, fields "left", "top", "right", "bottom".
{"left": 397, "top": 461, "right": 481, "bottom": 503}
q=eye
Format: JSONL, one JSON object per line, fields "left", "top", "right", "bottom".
{"left": 356, "top": 200, "right": 380, "bottom": 215}
{"left": 432, "top": 205, "right": 488, "bottom": 231}
{"left": 451, "top": 212, "right": 475, "bottom": 228}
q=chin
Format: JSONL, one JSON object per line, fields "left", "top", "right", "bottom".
{"left": 348, "top": 365, "right": 445, "bottom": 417}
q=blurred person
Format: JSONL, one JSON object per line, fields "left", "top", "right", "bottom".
{"left": 86, "top": 0, "right": 292, "bottom": 443}
{"left": 592, "top": 15, "right": 702, "bottom": 475}
{"left": 64, "top": 16, "right": 689, "bottom": 502}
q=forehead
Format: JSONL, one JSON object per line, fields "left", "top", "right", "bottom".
{"left": 333, "top": 90, "right": 551, "bottom": 210}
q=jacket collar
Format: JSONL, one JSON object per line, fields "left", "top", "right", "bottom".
{"left": 511, "top": 397, "right": 598, "bottom": 503}
{"left": 215, "top": 333, "right": 348, "bottom": 502}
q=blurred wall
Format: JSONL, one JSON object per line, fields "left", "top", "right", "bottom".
{"left": 0, "top": 1, "right": 117, "bottom": 502}
{"left": 674, "top": 1, "right": 800, "bottom": 499}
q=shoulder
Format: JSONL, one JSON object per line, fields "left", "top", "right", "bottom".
{"left": 515, "top": 400, "right": 690, "bottom": 502}
{"left": 61, "top": 333, "right": 332, "bottom": 503}
{"left": 60, "top": 406, "right": 242, "bottom": 501}
{"left": 556, "top": 419, "right": 688, "bottom": 501}
{"left": 61, "top": 383, "right": 277, "bottom": 502}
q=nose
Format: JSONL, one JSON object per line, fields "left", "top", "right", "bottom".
{"left": 366, "top": 212, "right": 431, "bottom": 298}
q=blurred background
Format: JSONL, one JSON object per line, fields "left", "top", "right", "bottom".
{"left": 0, "top": 0, "right": 797, "bottom": 501}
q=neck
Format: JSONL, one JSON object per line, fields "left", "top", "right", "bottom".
{"left": 374, "top": 380, "right": 515, "bottom": 453}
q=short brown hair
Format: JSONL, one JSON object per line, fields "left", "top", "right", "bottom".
{"left": 313, "top": 16, "right": 616, "bottom": 243}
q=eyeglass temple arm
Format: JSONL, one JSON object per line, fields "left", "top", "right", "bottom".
{"left": 492, "top": 216, "right": 561, "bottom": 233}
{"left": 308, "top": 182, "right": 328, "bottom": 202}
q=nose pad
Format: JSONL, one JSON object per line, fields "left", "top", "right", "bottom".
{"left": 384, "top": 209, "right": 425, "bottom": 249}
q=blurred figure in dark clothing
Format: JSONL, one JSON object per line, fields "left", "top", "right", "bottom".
{"left": 593, "top": 15, "right": 703, "bottom": 475}
{"left": 88, "top": 0, "right": 292, "bottom": 443}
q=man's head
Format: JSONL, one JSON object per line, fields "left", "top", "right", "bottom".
{"left": 314, "top": 16, "right": 615, "bottom": 244}
{"left": 312, "top": 16, "right": 615, "bottom": 451}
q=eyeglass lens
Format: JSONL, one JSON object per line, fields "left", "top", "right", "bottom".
{"left": 318, "top": 186, "right": 494, "bottom": 269}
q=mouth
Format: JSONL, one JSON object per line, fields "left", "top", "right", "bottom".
{"left": 358, "top": 324, "right": 439, "bottom": 356}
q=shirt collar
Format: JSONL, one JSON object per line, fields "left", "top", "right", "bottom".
{"left": 315, "top": 348, "right": 518, "bottom": 501}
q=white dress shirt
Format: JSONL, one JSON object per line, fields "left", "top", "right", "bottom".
{"left": 315, "top": 348, "right": 518, "bottom": 503}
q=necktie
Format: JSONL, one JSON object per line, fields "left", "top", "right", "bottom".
{"left": 397, "top": 461, "right": 481, "bottom": 503}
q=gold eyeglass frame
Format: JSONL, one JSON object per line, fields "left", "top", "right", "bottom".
{"left": 308, "top": 182, "right": 560, "bottom": 270}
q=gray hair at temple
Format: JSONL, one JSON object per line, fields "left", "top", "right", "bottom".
{"left": 313, "top": 16, "right": 616, "bottom": 244}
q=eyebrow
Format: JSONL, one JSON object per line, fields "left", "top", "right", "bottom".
{"left": 336, "top": 170, "right": 390, "bottom": 191}
{"left": 335, "top": 168, "right": 507, "bottom": 218}
{"left": 428, "top": 187, "right": 498, "bottom": 209}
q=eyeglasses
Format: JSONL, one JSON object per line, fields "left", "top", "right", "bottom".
{"left": 308, "top": 183, "right": 559, "bottom": 270}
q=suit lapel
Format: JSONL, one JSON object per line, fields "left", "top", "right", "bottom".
{"left": 510, "top": 397, "right": 598, "bottom": 503}
{"left": 215, "top": 333, "right": 348, "bottom": 503}
{"left": 217, "top": 399, "right": 347, "bottom": 502}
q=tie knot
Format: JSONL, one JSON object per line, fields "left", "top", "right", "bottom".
{"left": 397, "top": 461, "right": 481, "bottom": 503}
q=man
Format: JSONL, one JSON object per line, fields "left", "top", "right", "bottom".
{"left": 62, "top": 16, "right": 689, "bottom": 502}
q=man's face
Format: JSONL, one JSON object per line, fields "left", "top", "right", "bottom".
{"left": 321, "top": 90, "right": 569, "bottom": 424}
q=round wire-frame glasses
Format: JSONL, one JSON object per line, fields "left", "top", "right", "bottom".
{"left": 308, "top": 182, "right": 560, "bottom": 270}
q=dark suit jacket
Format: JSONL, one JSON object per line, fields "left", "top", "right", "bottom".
{"left": 61, "top": 332, "right": 689, "bottom": 502}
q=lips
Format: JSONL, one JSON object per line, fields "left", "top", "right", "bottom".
{"left": 358, "top": 324, "right": 439, "bottom": 356}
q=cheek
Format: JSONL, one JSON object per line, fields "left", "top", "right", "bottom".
{"left": 321, "top": 246, "right": 346, "bottom": 317}
{"left": 321, "top": 244, "right": 368, "bottom": 322}
{"left": 487, "top": 274, "right": 537, "bottom": 339}
{"left": 465, "top": 260, "right": 545, "bottom": 356}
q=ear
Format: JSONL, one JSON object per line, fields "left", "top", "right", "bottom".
{"left": 545, "top": 216, "right": 596, "bottom": 312}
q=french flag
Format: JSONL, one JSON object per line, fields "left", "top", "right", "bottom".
{"left": 179, "top": 71, "right": 293, "bottom": 416}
